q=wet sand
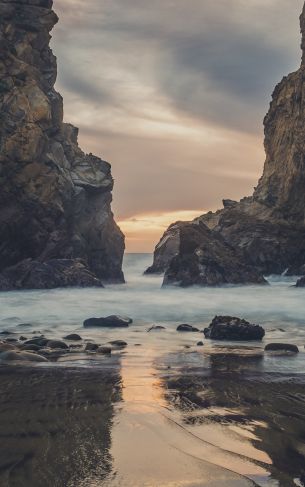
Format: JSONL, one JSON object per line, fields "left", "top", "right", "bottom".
{"left": 0, "top": 345, "right": 305, "bottom": 487}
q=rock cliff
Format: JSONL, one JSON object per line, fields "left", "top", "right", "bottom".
{"left": 147, "top": 3, "right": 305, "bottom": 286}
{"left": 0, "top": 0, "right": 125, "bottom": 289}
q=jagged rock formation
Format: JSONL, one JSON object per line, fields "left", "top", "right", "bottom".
{"left": 0, "top": 0, "right": 125, "bottom": 289}
{"left": 147, "top": 3, "right": 305, "bottom": 287}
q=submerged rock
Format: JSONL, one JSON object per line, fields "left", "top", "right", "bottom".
{"left": 177, "top": 324, "right": 199, "bottom": 332}
{"left": 146, "top": 4, "right": 305, "bottom": 285}
{"left": 204, "top": 316, "right": 265, "bottom": 341}
{"left": 0, "top": 0, "right": 125, "bottom": 290}
{"left": 83, "top": 315, "right": 132, "bottom": 328}
{"left": 265, "top": 343, "right": 299, "bottom": 353}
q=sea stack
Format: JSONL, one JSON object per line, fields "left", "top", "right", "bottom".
{"left": 146, "top": 3, "right": 305, "bottom": 287}
{"left": 0, "top": 0, "right": 125, "bottom": 289}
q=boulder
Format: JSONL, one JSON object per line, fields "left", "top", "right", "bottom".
{"left": 177, "top": 324, "right": 199, "bottom": 332}
{"left": 204, "top": 316, "right": 265, "bottom": 341}
{"left": 85, "top": 343, "right": 99, "bottom": 352}
{"left": 265, "top": 343, "right": 299, "bottom": 353}
{"left": 46, "top": 340, "right": 69, "bottom": 350}
{"left": 63, "top": 333, "right": 82, "bottom": 341}
{"left": 83, "top": 315, "right": 132, "bottom": 328}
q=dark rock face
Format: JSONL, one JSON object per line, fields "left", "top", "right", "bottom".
{"left": 163, "top": 221, "right": 267, "bottom": 287}
{"left": 83, "top": 315, "right": 132, "bottom": 328}
{"left": 147, "top": 4, "right": 305, "bottom": 286}
{"left": 204, "top": 316, "right": 265, "bottom": 341}
{"left": 0, "top": 259, "right": 104, "bottom": 290}
{"left": 265, "top": 343, "right": 299, "bottom": 353}
{"left": 0, "top": 0, "right": 124, "bottom": 290}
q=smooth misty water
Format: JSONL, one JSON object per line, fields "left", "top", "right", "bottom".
{"left": 0, "top": 254, "right": 305, "bottom": 364}
{"left": 1, "top": 254, "right": 305, "bottom": 487}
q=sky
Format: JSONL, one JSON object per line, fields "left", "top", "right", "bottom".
{"left": 52, "top": 0, "right": 304, "bottom": 252}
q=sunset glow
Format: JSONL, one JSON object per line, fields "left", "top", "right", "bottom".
{"left": 118, "top": 210, "right": 205, "bottom": 252}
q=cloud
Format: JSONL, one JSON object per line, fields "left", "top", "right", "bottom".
{"left": 51, "top": 0, "right": 304, "bottom": 250}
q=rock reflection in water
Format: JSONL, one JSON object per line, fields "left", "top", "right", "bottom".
{"left": 0, "top": 364, "right": 122, "bottom": 487}
{"left": 161, "top": 349, "right": 305, "bottom": 486}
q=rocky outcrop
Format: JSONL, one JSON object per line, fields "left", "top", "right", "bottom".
{"left": 204, "top": 316, "right": 265, "bottom": 341}
{"left": 147, "top": 3, "right": 305, "bottom": 286}
{"left": 0, "top": 0, "right": 124, "bottom": 289}
{"left": 162, "top": 221, "right": 266, "bottom": 287}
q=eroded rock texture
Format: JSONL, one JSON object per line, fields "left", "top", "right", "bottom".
{"left": 147, "top": 3, "right": 305, "bottom": 287}
{"left": 0, "top": 0, "right": 125, "bottom": 289}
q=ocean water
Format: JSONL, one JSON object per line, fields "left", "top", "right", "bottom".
{"left": 0, "top": 253, "right": 304, "bottom": 341}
